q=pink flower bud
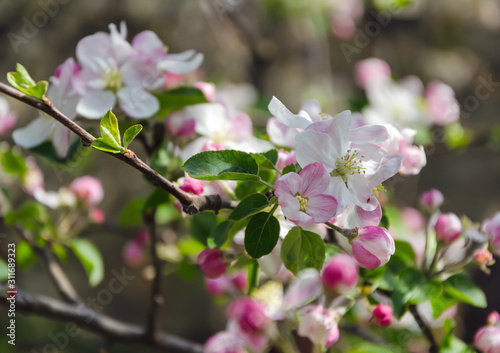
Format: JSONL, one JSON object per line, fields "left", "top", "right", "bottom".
{"left": 434, "top": 213, "right": 462, "bottom": 243}
{"left": 475, "top": 249, "right": 493, "bottom": 268}
{"left": 230, "top": 272, "right": 248, "bottom": 294}
{"left": 179, "top": 176, "right": 204, "bottom": 195}
{"left": 227, "top": 298, "right": 270, "bottom": 335}
{"left": 89, "top": 208, "right": 106, "bottom": 224}
{"left": 194, "top": 81, "right": 217, "bottom": 102}
{"left": 488, "top": 311, "right": 500, "bottom": 326}
{"left": 482, "top": 213, "right": 500, "bottom": 255}
{"left": 297, "top": 305, "right": 339, "bottom": 348}
{"left": 355, "top": 58, "right": 391, "bottom": 89}
{"left": 420, "top": 189, "right": 444, "bottom": 212}
{"left": 321, "top": 254, "right": 359, "bottom": 293}
{"left": 70, "top": 176, "right": 104, "bottom": 206}
{"left": 401, "top": 207, "right": 425, "bottom": 232}
{"left": 425, "top": 81, "right": 460, "bottom": 126}
{"left": 197, "top": 249, "right": 227, "bottom": 279}
{"left": 352, "top": 226, "right": 395, "bottom": 269}
{"left": 373, "top": 304, "right": 393, "bottom": 327}
{"left": 165, "top": 111, "right": 196, "bottom": 137}
{"left": 122, "top": 240, "right": 145, "bottom": 267}
{"left": 474, "top": 325, "right": 500, "bottom": 353}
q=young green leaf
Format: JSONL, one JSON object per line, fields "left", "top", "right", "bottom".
{"left": 154, "top": 87, "right": 208, "bottom": 117}
{"left": 91, "top": 138, "right": 124, "bottom": 153}
{"left": 229, "top": 193, "right": 270, "bottom": 221}
{"left": 444, "top": 273, "right": 487, "bottom": 308}
{"left": 183, "top": 150, "right": 260, "bottom": 181}
{"left": 244, "top": 212, "right": 280, "bottom": 258}
{"left": 7, "top": 63, "right": 48, "bottom": 99}
{"left": 71, "top": 239, "right": 104, "bottom": 287}
{"left": 251, "top": 149, "right": 279, "bottom": 171}
{"left": 1, "top": 148, "right": 28, "bottom": 177}
{"left": 100, "top": 110, "right": 121, "bottom": 146}
{"left": 123, "top": 124, "right": 143, "bottom": 149}
{"left": 280, "top": 227, "right": 326, "bottom": 275}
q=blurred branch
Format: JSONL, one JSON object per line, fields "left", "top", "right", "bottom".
{"left": 144, "top": 208, "right": 163, "bottom": 339}
{"left": 0, "top": 82, "right": 238, "bottom": 214}
{"left": 14, "top": 226, "right": 80, "bottom": 304}
{"left": 0, "top": 285, "right": 203, "bottom": 353}
{"left": 408, "top": 304, "right": 439, "bottom": 353}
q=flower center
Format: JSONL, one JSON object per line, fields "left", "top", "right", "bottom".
{"left": 102, "top": 66, "right": 124, "bottom": 91}
{"left": 295, "top": 193, "right": 308, "bottom": 212}
{"left": 331, "top": 149, "right": 366, "bottom": 181}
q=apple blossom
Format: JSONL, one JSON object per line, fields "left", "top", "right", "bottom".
{"left": 197, "top": 249, "right": 227, "bottom": 279}
{"left": 425, "top": 80, "right": 460, "bottom": 126}
{"left": 204, "top": 330, "right": 247, "bottom": 353}
{"left": 420, "top": 189, "right": 444, "bottom": 212}
{"left": 123, "top": 240, "right": 145, "bottom": 267}
{"left": 482, "top": 212, "right": 500, "bottom": 255}
{"left": 294, "top": 110, "right": 402, "bottom": 213}
{"left": 89, "top": 208, "right": 106, "bottom": 224}
{"left": 373, "top": 304, "right": 393, "bottom": 327}
{"left": 332, "top": 199, "right": 382, "bottom": 228}
{"left": 276, "top": 150, "right": 297, "bottom": 171}
{"left": 321, "top": 253, "right": 359, "bottom": 293}
{"left": 355, "top": 58, "right": 391, "bottom": 89}
{"left": 282, "top": 268, "right": 323, "bottom": 311}
{"left": 297, "top": 305, "right": 339, "bottom": 348}
{"left": 70, "top": 176, "right": 104, "bottom": 206}
{"left": 227, "top": 298, "right": 270, "bottom": 335}
{"left": 434, "top": 213, "right": 462, "bottom": 243}
{"left": 274, "top": 162, "right": 338, "bottom": 226}
{"left": 179, "top": 175, "right": 204, "bottom": 195}
{"left": 194, "top": 81, "right": 217, "bottom": 102}
{"left": 13, "top": 57, "right": 79, "bottom": 157}
{"left": 351, "top": 226, "right": 395, "bottom": 269}
{"left": 488, "top": 312, "right": 500, "bottom": 326}
{"left": 0, "top": 96, "right": 16, "bottom": 135}
{"left": 165, "top": 110, "right": 196, "bottom": 137}
{"left": 475, "top": 325, "right": 500, "bottom": 353}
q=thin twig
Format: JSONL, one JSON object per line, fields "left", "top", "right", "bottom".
{"left": 14, "top": 226, "right": 80, "bottom": 304}
{"left": 0, "top": 82, "right": 238, "bottom": 215}
{"left": 144, "top": 208, "right": 163, "bottom": 339}
{"left": 0, "top": 286, "right": 203, "bottom": 353}
{"left": 408, "top": 304, "right": 439, "bottom": 353}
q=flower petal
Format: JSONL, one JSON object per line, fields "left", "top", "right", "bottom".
{"left": 295, "top": 130, "right": 337, "bottom": 172}
{"left": 52, "top": 124, "right": 71, "bottom": 158}
{"left": 158, "top": 51, "right": 204, "bottom": 74}
{"left": 117, "top": 87, "right": 159, "bottom": 119}
{"left": 77, "top": 91, "right": 116, "bottom": 119}
{"left": 266, "top": 117, "right": 298, "bottom": 149}
{"left": 299, "top": 162, "right": 331, "bottom": 196}
{"left": 12, "top": 116, "right": 53, "bottom": 148}
{"left": 350, "top": 124, "right": 389, "bottom": 144}
{"left": 307, "top": 195, "right": 338, "bottom": 223}
{"left": 268, "top": 96, "right": 313, "bottom": 129}
{"left": 282, "top": 268, "right": 322, "bottom": 310}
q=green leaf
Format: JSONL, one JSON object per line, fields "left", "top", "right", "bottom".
{"left": 119, "top": 198, "right": 146, "bottom": 227}
{"left": 280, "top": 227, "right": 325, "bottom": 275}
{"left": 4, "top": 202, "right": 51, "bottom": 232}
{"left": 229, "top": 193, "right": 270, "bottom": 221}
{"left": 379, "top": 207, "right": 390, "bottom": 229}
{"left": 431, "top": 291, "right": 459, "bottom": 319}
{"left": 52, "top": 244, "right": 68, "bottom": 262}
{"left": 16, "top": 240, "right": 37, "bottom": 270}
{"left": 183, "top": 150, "right": 260, "bottom": 181}
{"left": 71, "top": 239, "right": 104, "bottom": 287}
{"left": 91, "top": 138, "right": 123, "bottom": 153}
{"left": 281, "top": 163, "right": 297, "bottom": 175}
{"left": 207, "top": 220, "right": 234, "bottom": 249}
{"left": 1, "top": 149, "right": 28, "bottom": 177}
{"left": 440, "top": 319, "right": 476, "bottom": 353}
{"left": 347, "top": 343, "right": 396, "bottom": 353}
{"left": 101, "top": 110, "right": 121, "bottom": 145}
{"left": 191, "top": 212, "right": 218, "bottom": 246}
{"left": 408, "top": 281, "right": 442, "bottom": 304}
{"left": 123, "top": 124, "right": 143, "bottom": 149}
{"left": 444, "top": 273, "right": 487, "bottom": 308}
{"left": 155, "top": 87, "right": 208, "bottom": 117}
{"left": 325, "top": 244, "right": 344, "bottom": 257}
{"left": 0, "top": 258, "right": 8, "bottom": 282}
{"left": 7, "top": 64, "right": 48, "bottom": 99}
{"left": 244, "top": 212, "right": 280, "bottom": 259}
{"left": 251, "top": 150, "right": 278, "bottom": 170}
{"left": 393, "top": 240, "right": 416, "bottom": 264}
{"left": 29, "top": 138, "right": 89, "bottom": 166}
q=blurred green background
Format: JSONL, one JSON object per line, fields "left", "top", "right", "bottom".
{"left": 1, "top": 0, "right": 500, "bottom": 351}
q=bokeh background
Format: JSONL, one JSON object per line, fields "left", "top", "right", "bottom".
{"left": 1, "top": 0, "right": 500, "bottom": 351}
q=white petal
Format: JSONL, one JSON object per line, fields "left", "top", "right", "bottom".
{"left": 282, "top": 269, "right": 322, "bottom": 310}
{"left": 266, "top": 117, "right": 298, "bottom": 149}
{"left": 52, "top": 124, "right": 71, "bottom": 158}
{"left": 325, "top": 177, "right": 353, "bottom": 215}
{"left": 76, "top": 91, "right": 116, "bottom": 119}
{"left": 117, "top": 87, "right": 159, "bottom": 119}
{"left": 187, "top": 103, "right": 228, "bottom": 138}
{"left": 76, "top": 32, "right": 113, "bottom": 72}
{"left": 12, "top": 116, "right": 53, "bottom": 148}
{"left": 295, "top": 130, "right": 337, "bottom": 172}
{"left": 158, "top": 52, "right": 204, "bottom": 74}
{"left": 268, "top": 96, "right": 312, "bottom": 129}
{"left": 350, "top": 124, "right": 389, "bottom": 144}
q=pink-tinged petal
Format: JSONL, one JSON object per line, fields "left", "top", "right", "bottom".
{"left": 400, "top": 145, "right": 426, "bottom": 176}
{"left": 132, "top": 30, "right": 165, "bottom": 58}
{"left": 52, "top": 124, "right": 71, "bottom": 158}
{"left": 350, "top": 124, "right": 389, "bottom": 144}
{"left": 300, "top": 99, "right": 322, "bottom": 122}
{"left": 72, "top": 67, "right": 106, "bottom": 95}
{"left": 367, "top": 153, "right": 403, "bottom": 187}
{"left": 299, "top": 162, "right": 331, "bottom": 196}
{"left": 121, "top": 58, "right": 160, "bottom": 90}
{"left": 351, "top": 241, "right": 381, "bottom": 269}
{"left": 325, "top": 177, "right": 353, "bottom": 214}
{"left": 296, "top": 130, "right": 337, "bottom": 172}
{"left": 0, "top": 113, "right": 16, "bottom": 135}
{"left": 346, "top": 174, "right": 378, "bottom": 212}
{"left": 108, "top": 22, "right": 133, "bottom": 62}
{"left": 266, "top": 117, "right": 298, "bottom": 149}
{"left": 76, "top": 32, "right": 113, "bottom": 71}
{"left": 12, "top": 116, "right": 53, "bottom": 148}
{"left": 268, "top": 96, "right": 313, "bottom": 129}
{"left": 282, "top": 268, "right": 322, "bottom": 310}
{"left": 307, "top": 195, "right": 338, "bottom": 223}
{"left": 77, "top": 91, "right": 116, "bottom": 119}
{"left": 274, "top": 172, "right": 301, "bottom": 198}
{"left": 289, "top": 211, "right": 315, "bottom": 227}
{"left": 180, "top": 137, "right": 210, "bottom": 161}
{"left": 278, "top": 192, "right": 301, "bottom": 218}
{"left": 193, "top": 81, "right": 217, "bottom": 102}
{"left": 158, "top": 51, "right": 204, "bottom": 74}
{"left": 117, "top": 87, "right": 159, "bottom": 119}
{"left": 49, "top": 58, "right": 77, "bottom": 104}
{"left": 230, "top": 113, "right": 253, "bottom": 140}
{"left": 355, "top": 200, "right": 382, "bottom": 226}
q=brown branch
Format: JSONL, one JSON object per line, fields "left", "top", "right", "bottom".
{"left": 408, "top": 304, "right": 439, "bottom": 353}
{"left": 0, "top": 82, "right": 238, "bottom": 215}
{"left": 14, "top": 226, "right": 80, "bottom": 304}
{"left": 0, "top": 286, "right": 203, "bottom": 353}
{"left": 144, "top": 208, "right": 163, "bottom": 339}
